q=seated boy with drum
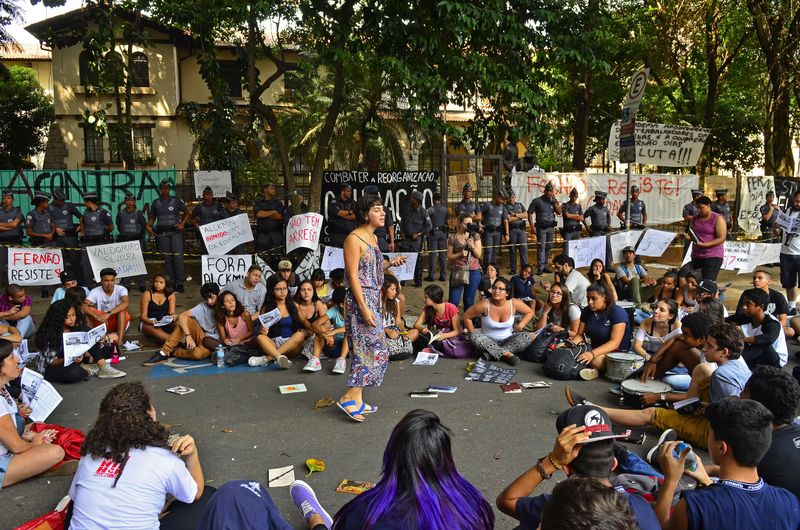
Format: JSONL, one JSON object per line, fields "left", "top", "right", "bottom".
{"left": 566, "top": 322, "right": 751, "bottom": 450}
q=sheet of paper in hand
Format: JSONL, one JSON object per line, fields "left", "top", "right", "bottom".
{"left": 258, "top": 308, "right": 282, "bottom": 329}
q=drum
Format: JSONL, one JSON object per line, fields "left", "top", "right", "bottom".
{"left": 620, "top": 379, "right": 672, "bottom": 409}
{"left": 616, "top": 301, "right": 636, "bottom": 327}
{"left": 605, "top": 352, "right": 644, "bottom": 382}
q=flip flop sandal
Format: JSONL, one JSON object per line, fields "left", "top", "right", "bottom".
{"left": 361, "top": 403, "right": 378, "bottom": 414}
{"left": 336, "top": 400, "right": 366, "bottom": 422}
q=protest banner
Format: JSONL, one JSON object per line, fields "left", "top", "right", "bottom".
{"left": 608, "top": 121, "right": 710, "bottom": 167}
{"left": 294, "top": 246, "right": 320, "bottom": 281}
{"left": 202, "top": 255, "right": 252, "bottom": 286}
{"left": 609, "top": 231, "right": 643, "bottom": 263}
{"left": 86, "top": 240, "right": 147, "bottom": 282}
{"left": 635, "top": 229, "right": 675, "bottom": 257}
{"left": 512, "top": 170, "right": 697, "bottom": 225}
{"left": 568, "top": 236, "right": 606, "bottom": 268}
{"left": 286, "top": 213, "right": 324, "bottom": 254}
{"left": 8, "top": 247, "right": 63, "bottom": 285}
{"left": 448, "top": 173, "right": 479, "bottom": 194}
{"left": 774, "top": 176, "right": 800, "bottom": 211}
{"left": 384, "top": 252, "right": 419, "bottom": 282}
{"left": 199, "top": 213, "right": 254, "bottom": 255}
{"left": 684, "top": 241, "right": 782, "bottom": 272}
{"left": 321, "top": 171, "right": 438, "bottom": 245}
{"left": 737, "top": 176, "right": 775, "bottom": 236}
{"left": 193, "top": 170, "right": 232, "bottom": 198}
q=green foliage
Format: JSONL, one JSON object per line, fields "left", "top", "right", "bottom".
{"left": 180, "top": 99, "right": 249, "bottom": 171}
{"left": 0, "top": 66, "right": 55, "bottom": 168}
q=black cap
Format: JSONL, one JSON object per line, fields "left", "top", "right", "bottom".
{"left": 340, "top": 183, "right": 352, "bottom": 191}
{"left": 691, "top": 189, "right": 703, "bottom": 196}
{"left": 544, "top": 182, "right": 554, "bottom": 191}
{"left": 1, "top": 190, "right": 12, "bottom": 198}
{"left": 202, "top": 185, "right": 214, "bottom": 194}
{"left": 595, "top": 191, "right": 607, "bottom": 199}
{"left": 463, "top": 183, "right": 472, "bottom": 192}
{"left": 33, "top": 191, "right": 51, "bottom": 201}
{"left": 52, "top": 188, "right": 67, "bottom": 200}
{"left": 630, "top": 185, "right": 640, "bottom": 192}
{"left": 715, "top": 189, "right": 727, "bottom": 196}
{"left": 411, "top": 190, "right": 424, "bottom": 202}
{"left": 363, "top": 184, "right": 379, "bottom": 196}
{"left": 225, "top": 191, "right": 236, "bottom": 201}
{"left": 124, "top": 191, "right": 135, "bottom": 200}
{"left": 59, "top": 270, "right": 77, "bottom": 283}
{"left": 556, "top": 405, "right": 622, "bottom": 443}
{"left": 570, "top": 188, "right": 579, "bottom": 196}
{"left": 159, "top": 179, "right": 171, "bottom": 187}
{"left": 82, "top": 192, "right": 98, "bottom": 202}
{"left": 698, "top": 279, "right": 718, "bottom": 295}
{"left": 508, "top": 189, "right": 516, "bottom": 198}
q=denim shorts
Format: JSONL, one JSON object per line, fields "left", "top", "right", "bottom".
{"left": 0, "top": 453, "right": 13, "bottom": 490}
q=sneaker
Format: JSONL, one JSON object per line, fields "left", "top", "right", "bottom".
{"left": 332, "top": 357, "right": 347, "bottom": 374}
{"left": 303, "top": 357, "right": 322, "bottom": 372}
{"left": 564, "top": 385, "right": 591, "bottom": 407}
{"left": 423, "top": 276, "right": 434, "bottom": 282}
{"left": 290, "top": 479, "right": 333, "bottom": 528}
{"left": 503, "top": 353, "right": 521, "bottom": 366}
{"left": 98, "top": 364, "right": 126, "bottom": 379}
{"left": 579, "top": 368, "right": 600, "bottom": 381}
{"left": 646, "top": 429, "right": 678, "bottom": 469}
{"left": 248, "top": 356, "right": 270, "bottom": 367}
{"left": 276, "top": 355, "right": 292, "bottom": 369}
{"left": 83, "top": 364, "right": 99, "bottom": 378}
{"left": 143, "top": 351, "right": 168, "bottom": 366}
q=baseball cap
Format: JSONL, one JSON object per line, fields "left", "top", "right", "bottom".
{"left": 340, "top": 183, "right": 352, "bottom": 191}
{"left": 595, "top": 191, "right": 608, "bottom": 199}
{"left": 60, "top": 271, "right": 77, "bottom": 283}
{"left": 698, "top": 279, "right": 718, "bottom": 295}
{"left": 556, "top": 405, "right": 623, "bottom": 443}
{"left": 622, "top": 246, "right": 635, "bottom": 254}
{"left": 691, "top": 189, "right": 703, "bottom": 196}
{"left": 278, "top": 259, "right": 293, "bottom": 271}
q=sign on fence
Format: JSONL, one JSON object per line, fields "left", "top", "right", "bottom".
{"left": 738, "top": 176, "right": 775, "bottom": 236}
{"left": 8, "top": 247, "right": 63, "bottom": 285}
{"left": 568, "top": 236, "right": 607, "bottom": 268}
{"left": 86, "top": 240, "right": 147, "bottom": 282}
{"left": 202, "top": 255, "right": 252, "bottom": 286}
{"left": 199, "top": 214, "right": 254, "bottom": 255}
{"left": 193, "top": 170, "right": 232, "bottom": 198}
{"left": 286, "top": 213, "right": 323, "bottom": 254}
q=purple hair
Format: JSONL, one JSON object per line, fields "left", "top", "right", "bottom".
{"left": 332, "top": 409, "right": 494, "bottom": 530}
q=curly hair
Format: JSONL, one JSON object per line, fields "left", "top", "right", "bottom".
{"left": 215, "top": 290, "right": 245, "bottom": 326}
{"left": 82, "top": 382, "right": 169, "bottom": 467}
{"left": 34, "top": 299, "right": 75, "bottom": 352}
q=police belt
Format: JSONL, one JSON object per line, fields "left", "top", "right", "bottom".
{"left": 434, "top": 226, "right": 449, "bottom": 233}
{"left": 563, "top": 225, "right": 581, "bottom": 233}
{"left": 55, "top": 229, "right": 77, "bottom": 238}
{"left": 509, "top": 222, "right": 526, "bottom": 230}
{"left": 82, "top": 235, "right": 109, "bottom": 243}
{"left": 591, "top": 227, "right": 609, "bottom": 234}
{"left": 484, "top": 225, "right": 501, "bottom": 233}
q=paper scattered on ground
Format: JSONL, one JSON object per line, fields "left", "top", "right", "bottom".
{"left": 166, "top": 386, "right": 195, "bottom": 395}
{"left": 465, "top": 358, "right": 516, "bottom": 384}
{"left": 279, "top": 384, "right": 307, "bottom": 394}
{"left": 521, "top": 381, "right": 552, "bottom": 389}
{"left": 268, "top": 465, "right": 295, "bottom": 487}
{"left": 336, "top": 479, "right": 375, "bottom": 494}
{"left": 413, "top": 351, "right": 439, "bottom": 366}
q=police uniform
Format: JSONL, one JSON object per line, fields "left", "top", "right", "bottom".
{"left": 253, "top": 189, "right": 284, "bottom": 254}
{"left": 760, "top": 194, "right": 778, "bottom": 242}
{"left": 26, "top": 192, "right": 54, "bottom": 296}
{"left": 375, "top": 207, "right": 395, "bottom": 254}
{"left": 682, "top": 190, "right": 702, "bottom": 256}
{"left": 481, "top": 198, "right": 508, "bottom": 269}
{"left": 561, "top": 197, "right": 583, "bottom": 257}
{"left": 426, "top": 200, "right": 449, "bottom": 281}
{"left": 528, "top": 194, "right": 557, "bottom": 273}
{"left": 400, "top": 191, "right": 432, "bottom": 287}
{"left": 584, "top": 192, "right": 612, "bottom": 267}
{"left": 619, "top": 198, "right": 647, "bottom": 229}
{"left": 506, "top": 196, "right": 528, "bottom": 275}
{"left": 49, "top": 189, "right": 83, "bottom": 284}
{"left": 192, "top": 188, "right": 222, "bottom": 254}
{"left": 80, "top": 194, "right": 113, "bottom": 285}
{"left": 221, "top": 192, "right": 248, "bottom": 254}
{"left": 711, "top": 189, "right": 732, "bottom": 239}
{"left": 0, "top": 191, "right": 24, "bottom": 284}
{"left": 328, "top": 193, "right": 357, "bottom": 248}
{"left": 116, "top": 194, "right": 148, "bottom": 289}
{"left": 150, "top": 186, "right": 189, "bottom": 290}
{"left": 455, "top": 198, "right": 480, "bottom": 234}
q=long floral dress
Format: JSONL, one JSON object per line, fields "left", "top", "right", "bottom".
{"left": 345, "top": 234, "right": 388, "bottom": 387}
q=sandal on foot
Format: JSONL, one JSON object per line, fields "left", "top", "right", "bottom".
{"left": 336, "top": 400, "right": 366, "bottom": 422}
{"left": 361, "top": 403, "right": 378, "bottom": 414}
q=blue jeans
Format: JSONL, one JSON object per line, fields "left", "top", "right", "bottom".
{"left": 449, "top": 269, "right": 482, "bottom": 310}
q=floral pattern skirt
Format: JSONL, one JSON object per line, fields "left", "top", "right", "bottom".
{"left": 345, "top": 288, "right": 388, "bottom": 387}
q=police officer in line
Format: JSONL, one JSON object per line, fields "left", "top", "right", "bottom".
{"left": 481, "top": 189, "right": 509, "bottom": 269}
{"left": 505, "top": 190, "right": 528, "bottom": 276}
{"left": 221, "top": 191, "right": 248, "bottom": 255}
{"left": 760, "top": 190, "right": 778, "bottom": 242}
{"left": 561, "top": 188, "right": 583, "bottom": 257}
{"left": 0, "top": 190, "right": 24, "bottom": 284}
{"left": 364, "top": 184, "right": 395, "bottom": 254}
{"left": 682, "top": 188, "right": 703, "bottom": 256}
{"left": 191, "top": 185, "right": 222, "bottom": 254}
{"left": 49, "top": 187, "right": 83, "bottom": 285}
{"left": 425, "top": 191, "right": 449, "bottom": 282}
{"left": 26, "top": 191, "right": 55, "bottom": 297}
{"left": 527, "top": 182, "right": 561, "bottom": 274}
{"left": 147, "top": 179, "right": 190, "bottom": 293}
{"left": 712, "top": 188, "right": 733, "bottom": 239}
{"left": 618, "top": 184, "right": 647, "bottom": 229}
{"left": 455, "top": 183, "right": 481, "bottom": 234}
{"left": 253, "top": 183, "right": 284, "bottom": 254}
{"left": 583, "top": 190, "right": 613, "bottom": 267}
{"left": 328, "top": 183, "right": 357, "bottom": 248}
{"left": 116, "top": 191, "right": 148, "bottom": 292}
{"left": 79, "top": 192, "right": 114, "bottom": 286}
{"left": 400, "top": 190, "right": 432, "bottom": 287}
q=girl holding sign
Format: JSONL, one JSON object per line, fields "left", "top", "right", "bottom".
{"left": 337, "top": 194, "right": 406, "bottom": 422}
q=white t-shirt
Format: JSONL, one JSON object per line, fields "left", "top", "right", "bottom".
{"left": 87, "top": 285, "right": 128, "bottom": 313}
{"left": 741, "top": 313, "right": 789, "bottom": 367}
{"left": 68, "top": 447, "right": 197, "bottom": 530}
{"left": 0, "top": 387, "right": 19, "bottom": 458}
{"left": 190, "top": 302, "right": 220, "bottom": 339}
{"left": 780, "top": 210, "right": 800, "bottom": 255}
{"left": 565, "top": 269, "right": 590, "bottom": 307}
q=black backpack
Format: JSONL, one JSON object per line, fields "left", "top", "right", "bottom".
{"left": 521, "top": 329, "right": 569, "bottom": 363}
{"left": 543, "top": 343, "right": 591, "bottom": 380}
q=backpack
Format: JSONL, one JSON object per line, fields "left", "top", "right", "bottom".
{"left": 522, "top": 329, "right": 569, "bottom": 363}
{"left": 543, "top": 343, "right": 591, "bottom": 380}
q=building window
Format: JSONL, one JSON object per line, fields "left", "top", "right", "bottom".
{"left": 84, "top": 128, "right": 104, "bottom": 163}
{"left": 105, "top": 51, "right": 124, "bottom": 86}
{"left": 79, "top": 50, "right": 99, "bottom": 86}
{"left": 131, "top": 52, "right": 149, "bottom": 87}
{"left": 218, "top": 61, "right": 242, "bottom": 97}
{"left": 133, "top": 127, "right": 154, "bottom": 162}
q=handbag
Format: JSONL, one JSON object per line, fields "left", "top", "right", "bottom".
{"left": 522, "top": 329, "right": 569, "bottom": 363}
{"left": 450, "top": 268, "right": 470, "bottom": 288}
{"left": 543, "top": 343, "right": 591, "bottom": 380}
{"left": 14, "top": 496, "right": 71, "bottom": 530}
{"left": 30, "top": 423, "right": 84, "bottom": 461}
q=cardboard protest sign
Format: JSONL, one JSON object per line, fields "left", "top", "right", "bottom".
{"left": 608, "top": 121, "right": 710, "bottom": 167}
{"left": 568, "top": 236, "right": 607, "bottom": 268}
{"left": 635, "top": 229, "right": 675, "bottom": 257}
{"left": 286, "top": 213, "right": 323, "bottom": 254}
{"left": 738, "top": 176, "right": 775, "bottom": 236}
{"left": 86, "top": 240, "right": 147, "bottom": 282}
{"left": 684, "top": 241, "right": 782, "bottom": 273}
{"left": 609, "top": 231, "right": 643, "bottom": 263}
{"left": 8, "top": 247, "right": 63, "bottom": 285}
{"left": 199, "top": 214, "right": 253, "bottom": 255}
{"left": 194, "top": 170, "right": 232, "bottom": 198}
{"left": 320, "top": 246, "right": 345, "bottom": 274}
{"left": 202, "top": 255, "right": 252, "bottom": 286}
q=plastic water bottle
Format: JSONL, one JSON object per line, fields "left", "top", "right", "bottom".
{"left": 674, "top": 442, "right": 698, "bottom": 471}
{"left": 215, "top": 344, "right": 225, "bottom": 368}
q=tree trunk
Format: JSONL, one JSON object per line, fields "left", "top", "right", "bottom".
{"left": 258, "top": 103, "right": 295, "bottom": 195}
{"left": 571, "top": 70, "right": 591, "bottom": 171}
{"left": 309, "top": 60, "right": 346, "bottom": 211}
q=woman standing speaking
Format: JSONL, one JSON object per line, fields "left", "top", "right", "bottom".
{"left": 337, "top": 194, "right": 406, "bottom": 422}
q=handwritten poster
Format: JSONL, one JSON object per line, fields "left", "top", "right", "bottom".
{"left": 609, "top": 230, "right": 643, "bottom": 263}
{"left": 199, "top": 214, "right": 254, "bottom": 255}
{"left": 202, "top": 255, "right": 252, "bottom": 286}
{"left": 8, "top": 247, "right": 63, "bottom": 285}
{"left": 86, "top": 240, "right": 147, "bottom": 282}
{"left": 194, "top": 170, "right": 232, "bottom": 198}
{"left": 738, "top": 176, "right": 775, "bottom": 237}
{"left": 568, "top": 236, "right": 607, "bottom": 268}
{"left": 635, "top": 229, "right": 675, "bottom": 257}
{"left": 608, "top": 121, "right": 710, "bottom": 168}
{"left": 683, "top": 241, "right": 781, "bottom": 272}
{"left": 286, "top": 213, "right": 323, "bottom": 254}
